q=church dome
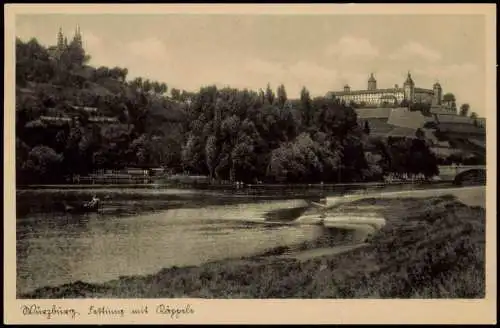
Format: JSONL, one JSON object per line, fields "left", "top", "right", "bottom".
{"left": 368, "top": 73, "right": 376, "bottom": 82}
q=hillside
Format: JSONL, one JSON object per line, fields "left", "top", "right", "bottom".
{"left": 15, "top": 37, "right": 189, "bottom": 183}
{"left": 355, "top": 106, "right": 486, "bottom": 166}
{"left": 17, "top": 76, "right": 186, "bottom": 126}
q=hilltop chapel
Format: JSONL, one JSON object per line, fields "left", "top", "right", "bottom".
{"left": 48, "top": 25, "right": 83, "bottom": 59}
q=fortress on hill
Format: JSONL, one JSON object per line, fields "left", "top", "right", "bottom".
{"left": 328, "top": 72, "right": 455, "bottom": 114}
{"left": 325, "top": 73, "right": 485, "bottom": 156}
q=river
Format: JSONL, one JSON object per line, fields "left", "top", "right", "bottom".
{"left": 16, "top": 183, "right": 479, "bottom": 296}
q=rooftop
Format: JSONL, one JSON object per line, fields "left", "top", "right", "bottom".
{"left": 330, "top": 88, "right": 402, "bottom": 96}
{"left": 414, "top": 87, "right": 434, "bottom": 94}
{"left": 330, "top": 87, "right": 433, "bottom": 96}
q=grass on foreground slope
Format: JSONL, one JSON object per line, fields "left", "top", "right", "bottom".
{"left": 22, "top": 195, "right": 485, "bottom": 299}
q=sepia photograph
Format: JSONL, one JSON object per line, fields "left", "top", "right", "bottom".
{"left": 4, "top": 3, "right": 496, "bottom": 325}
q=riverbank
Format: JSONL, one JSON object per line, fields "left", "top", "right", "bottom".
{"left": 21, "top": 192, "right": 486, "bottom": 299}
{"left": 16, "top": 180, "right": 453, "bottom": 191}
{"left": 15, "top": 183, "right": 481, "bottom": 219}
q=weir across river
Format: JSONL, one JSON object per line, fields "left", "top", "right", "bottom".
{"left": 437, "top": 165, "right": 486, "bottom": 182}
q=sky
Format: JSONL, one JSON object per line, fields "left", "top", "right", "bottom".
{"left": 15, "top": 14, "right": 487, "bottom": 116}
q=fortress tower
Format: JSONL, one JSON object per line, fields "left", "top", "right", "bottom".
{"left": 433, "top": 81, "right": 442, "bottom": 105}
{"left": 403, "top": 71, "right": 415, "bottom": 102}
{"left": 368, "top": 73, "right": 377, "bottom": 90}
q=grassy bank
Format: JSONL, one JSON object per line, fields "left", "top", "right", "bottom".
{"left": 21, "top": 195, "right": 485, "bottom": 299}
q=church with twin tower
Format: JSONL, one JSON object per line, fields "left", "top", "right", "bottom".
{"left": 49, "top": 25, "right": 83, "bottom": 59}
{"left": 329, "top": 72, "right": 444, "bottom": 108}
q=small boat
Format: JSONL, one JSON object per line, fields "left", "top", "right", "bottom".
{"left": 63, "top": 201, "right": 101, "bottom": 214}
{"left": 310, "top": 201, "right": 327, "bottom": 208}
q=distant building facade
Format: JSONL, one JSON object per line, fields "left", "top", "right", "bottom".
{"left": 328, "top": 72, "right": 444, "bottom": 107}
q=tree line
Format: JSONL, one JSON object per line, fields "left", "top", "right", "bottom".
{"left": 15, "top": 37, "right": 440, "bottom": 185}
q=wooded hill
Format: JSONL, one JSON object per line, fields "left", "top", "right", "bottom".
{"left": 16, "top": 36, "right": 441, "bottom": 185}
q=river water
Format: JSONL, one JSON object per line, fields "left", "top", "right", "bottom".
{"left": 17, "top": 190, "right": 327, "bottom": 295}
{"left": 16, "top": 183, "right": 461, "bottom": 296}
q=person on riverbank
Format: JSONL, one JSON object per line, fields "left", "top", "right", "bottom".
{"left": 85, "top": 195, "right": 100, "bottom": 209}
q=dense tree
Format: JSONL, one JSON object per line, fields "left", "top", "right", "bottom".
{"left": 299, "top": 87, "right": 313, "bottom": 127}
{"left": 276, "top": 84, "right": 288, "bottom": 108}
{"left": 267, "top": 133, "right": 323, "bottom": 183}
{"left": 415, "top": 128, "right": 425, "bottom": 140}
{"left": 443, "top": 93, "right": 457, "bottom": 113}
{"left": 400, "top": 99, "right": 410, "bottom": 108}
{"left": 170, "top": 88, "right": 181, "bottom": 101}
{"left": 363, "top": 121, "right": 371, "bottom": 135}
{"left": 22, "top": 145, "right": 64, "bottom": 184}
{"left": 443, "top": 93, "right": 456, "bottom": 102}
{"left": 265, "top": 83, "right": 275, "bottom": 105}
{"left": 383, "top": 137, "right": 439, "bottom": 177}
{"left": 181, "top": 134, "right": 205, "bottom": 174}
{"left": 16, "top": 38, "right": 55, "bottom": 86}
{"left": 459, "top": 103, "right": 470, "bottom": 117}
